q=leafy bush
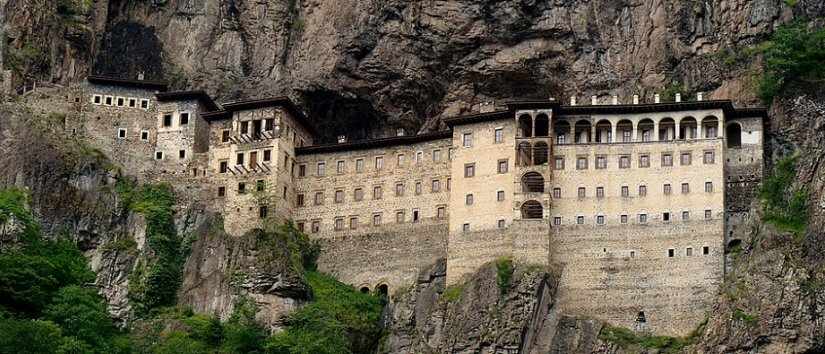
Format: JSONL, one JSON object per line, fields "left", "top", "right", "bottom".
{"left": 733, "top": 308, "right": 758, "bottom": 326}
{"left": 758, "top": 22, "right": 825, "bottom": 102}
{"left": 496, "top": 257, "right": 514, "bottom": 295}
{"left": 266, "top": 271, "right": 385, "bottom": 354}
{"left": 599, "top": 324, "right": 693, "bottom": 353}
{"left": 760, "top": 155, "right": 808, "bottom": 235}
{"left": 44, "top": 286, "right": 116, "bottom": 348}
{"left": 0, "top": 187, "right": 39, "bottom": 241}
{"left": 442, "top": 283, "right": 465, "bottom": 302}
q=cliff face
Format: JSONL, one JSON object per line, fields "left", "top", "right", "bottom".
{"left": 4, "top": 0, "right": 825, "bottom": 141}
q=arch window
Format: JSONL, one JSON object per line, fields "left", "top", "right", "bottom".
{"left": 521, "top": 172, "right": 545, "bottom": 193}
{"left": 679, "top": 117, "right": 698, "bottom": 139}
{"left": 554, "top": 121, "right": 571, "bottom": 144}
{"left": 519, "top": 114, "right": 533, "bottom": 137}
{"left": 535, "top": 114, "right": 550, "bottom": 137}
{"left": 533, "top": 142, "right": 549, "bottom": 165}
{"left": 659, "top": 118, "right": 676, "bottom": 141}
{"left": 637, "top": 119, "right": 654, "bottom": 142}
{"left": 517, "top": 142, "right": 533, "bottom": 166}
{"left": 574, "top": 120, "right": 592, "bottom": 144}
{"left": 595, "top": 120, "right": 612, "bottom": 143}
{"left": 520, "top": 200, "right": 543, "bottom": 219}
{"left": 617, "top": 120, "right": 633, "bottom": 142}
{"left": 702, "top": 116, "right": 719, "bottom": 138}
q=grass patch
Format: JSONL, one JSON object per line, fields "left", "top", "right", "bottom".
{"left": 443, "top": 283, "right": 465, "bottom": 302}
{"left": 0, "top": 187, "right": 39, "bottom": 241}
{"left": 496, "top": 257, "right": 514, "bottom": 295}
{"left": 599, "top": 323, "right": 699, "bottom": 353}
{"left": 760, "top": 155, "right": 808, "bottom": 238}
{"left": 733, "top": 308, "right": 758, "bottom": 326}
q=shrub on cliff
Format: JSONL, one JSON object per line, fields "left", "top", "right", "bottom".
{"left": 758, "top": 22, "right": 825, "bottom": 102}
{"left": 760, "top": 155, "right": 808, "bottom": 235}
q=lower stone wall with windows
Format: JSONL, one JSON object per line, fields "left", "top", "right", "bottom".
{"left": 315, "top": 220, "right": 448, "bottom": 297}
{"left": 552, "top": 219, "right": 725, "bottom": 336}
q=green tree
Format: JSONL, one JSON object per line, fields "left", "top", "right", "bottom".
{"left": 759, "top": 22, "right": 825, "bottom": 102}
{"left": 0, "top": 318, "right": 67, "bottom": 354}
{"left": 44, "top": 286, "right": 115, "bottom": 348}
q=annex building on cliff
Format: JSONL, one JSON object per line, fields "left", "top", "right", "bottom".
{"left": 30, "top": 76, "right": 765, "bottom": 336}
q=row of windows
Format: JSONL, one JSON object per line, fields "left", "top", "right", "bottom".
{"left": 298, "top": 148, "right": 454, "bottom": 177}
{"left": 116, "top": 128, "right": 150, "bottom": 141}
{"left": 460, "top": 128, "right": 505, "bottom": 148}
{"left": 552, "top": 181, "right": 715, "bottom": 199}
{"left": 552, "top": 209, "right": 714, "bottom": 226}
{"left": 91, "top": 94, "right": 150, "bottom": 109}
{"left": 160, "top": 112, "right": 191, "bottom": 128}
{"left": 552, "top": 150, "right": 715, "bottom": 171}
{"left": 296, "top": 178, "right": 451, "bottom": 206}
{"left": 296, "top": 206, "right": 448, "bottom": 233}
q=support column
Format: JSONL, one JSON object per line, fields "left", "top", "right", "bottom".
{"left": 531, "top": 114, "right": 536, "bottom": 138}
{"left": 631, "top": 121, "right": 638, "bottom": 142}
{"left": 515, "top": 116, "right": 521, "bottom": 138}
{"left": 718, "top": 119, "right": 724, "bottom": 139}
{"left": 611, "top": 123, "right": 617, "bottom": 144}
{"left": 675, "top": 121, "right": 681, "bottom": 140}
{"left": 653, "top": 122, "right": 660, "bottom": 142}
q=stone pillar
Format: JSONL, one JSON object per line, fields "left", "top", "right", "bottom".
{"left": 531, "top": 114, "right": 536, "bottom": 138}
{"left": 631, "top": 120, "right": 638, "bottom": 142}
{"left": 675, "top": 121, "right": 681, "bottom": 140}
{"left": 515, "top": 115, "right": 521, "bottom": 138}
{"left": 653, "top": 122, "right": 659, "bottom": 142}
{"left": 718, "top": 118, "right": 724, "bottom": 139}
{"left": 611, "top": 123, "right": 617, "bottom": 144}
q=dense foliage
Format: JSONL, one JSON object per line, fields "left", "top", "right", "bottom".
{"left": 599, "top": 322, "right": 704, "bottom": 354}
{"left": 495, "top": 257, "right": 514, "bottom": 295}
{"left": 0, "top": 186, "right": 386, "bottom": 353}
{"left": 760, "top": 155, "right": 808, "bottom": 235}
{"left": 758, "top": 22, "right": 825, "bottom": 102}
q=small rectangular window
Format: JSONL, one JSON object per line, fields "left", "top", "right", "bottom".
{"left": 553, "top": 217, "right": 561, "bottom": 225}
{"left": 162, "top": 114, "right": 173, "bottom": 127}
{"left": 463, "top": 133, "right": 473, "bottom": 147}
{"left": 314, "top": 192, "right": 324, "bottom": 205}
{"left": 155, "top": 151, "right": 164, "bottom": 160}
{"left": 576, "top": 157, "right": 588, "bottom": 170}
{"left": 415, "top": 182, "right": 422, "bottom": 195}
{"left": 494, "top": 128, "right": 504, "bottom": 143}
{"left": 576, "top": 216, "right": 584, "bottom": 225}
{"left": 350, "top": 217, "right": 359, "bottom": 229}
{"left": 397, "top": 154, "right": 405, "bottom": 167}
{"left": 554, "top": 157, "right": 565, "bottom": 170}
{"left": 596, "top": 215, "right": 605, "bottom": 225}
{"left": 220, "top": 160, "right": 230, "bottom": 173}
{"left": 433, "top": 150, "right": 442, "bottom": 162}
{"left": 661, "top": 153, "right": 673, "bottom": 167}
{"left": 140, "top": 99, "right": 149, "bottom": 109}
{"left": 497, "top": 219, "right": 506, "bottom": 228}
{"left": 620, "top": 214, "right": 628, "bottom": 224}
{"left": 464, "top": 163, "right": 475, "bottom": 178}
{"left": 337, "top": 160, "right": 345, "bottom": 174}
{"left": 703, "top": 150, "right": 715, "bottom": 164}
{"left": 140, "top": 130, "right": 149, "bottom": 141}
{"left": 497, "top": 190, "right": 505, "bottom": 201}
{"left": 105, "top": 96, "right": 113, "bottom": 105}
{"left": 263, "top": 150, "right": 271, "bottom": 162}
{"left": 297, "top": 194, "right": 305, "bottom": 207}
{"left": 239, "top": 121, "right": 249, "bottom": 135}
{"left": 335, "top": 190, "right": 344, "bottom": 203}
{"left": 317, "top": 162, "right": 326, "bottom": 176}
{"left": 374, "top": 186, "right": 382, "bottom": 200}
{"left": 704, "top": 209, "right": 712, "bottom": 220}
{"left": 703, "top": 246, "right": 710, "bottom": 255}
{"left": 595, "top": 156, "right": 607, "bottom": 169}
{"left": 639, "top": 214, "right": 647, "bottom": 223}
{"left": 335, "top": 218, "right": 344, "bottom": 231}
{"left": 619, "top": 155, "right": 630, "bottom": 169}
{"left": 221, "top": 130, "right": 230, "bottom": 143}
{"left": 236, "top": 153, "right": 245, "bottom": 165}
{"left": 179, "top": 150, "right": 186, "bottom": 159}
{"left": 553, "top": 188, "right": 561, "bottom": 199}
{"left": 259, "top": 206, "right": 268, "bottom": 219}
{"left": 682, "top": 211, "right": 690, "bottom": 220}
{"left": 116, "top": 97, "right": 125, "bottom": 106}
{"left": 663, "top": 184, "right": 672, "bottom": 195}
{"left": 117, "top": 128, "right": 127, "bottom": 139}
{"left": 238, "top": 183, "right": 246, "bottom": 194}
{"left": 217, "top": 186, "right": 226, "bottom": 197}
{"left": 577, "top": 187, "right": 586, "bottom": 198}
{"left": 437, "top": 206, "right": 446, "bottom": 219}
{"left": 668, "top": 249, "right": 675, "bottom": 258}
{"left": 680, "top": 152, "right": 692, "bottom": 166}
{"left": 297, "top": 222, "right": 305, "bottom": 232}
{"left": 311, "top": 221, "right": 320, "bottom": 233}
{"left": 497, "top": 159, "right": 508, "bottom": 174}
{"left": 705, "top": 181, "right": 713, "bottom": 193}
{"left": 180, "top": 113, "right": 189, "bottom": 125}
{"left": 432, "top": 179, "right": 441, "bottom": 192}
{"left": 412, "top": 209, "right": 420, "bottom": 223}
{"left": 639, "top": 154, "right": 650, "bottom": 168}
{"left": 681, "top": 183, "right": 690, "bottom": 194}
{"left": 128, "top": 98, "right": 137, "bottom": 108}
{"left": 256, "top": 180, "right": 265, "bottom": 192}
{"left": 415, "top": 151, "right": 423, "bottom": 164}
{"left": 447, "top": 178, "right": 451, "bottom": 191}
{"left": 373, "top": 214, "right": 382, "bottom": 226}
{"left": 663, "top": 212, "right": 671, "bottom": 222}
{"left": 639, "top": 185, "right": 647, "bottom": 197}
{"left": 92, "top": 95, "right": 102, "bottom": 104}
{"left": 596, "top": 187, "right": 604, "bottom": 198}
{"left": 462, "top": 223, "right": 470, "bottom": 232}
{"left": 354, "top": 188, "right": 363, "bottom": 201}
{"left": 621, "top": 186, "right": 629, "bottom": 197}
{"left": 465, "top": 194, "right": 473, "bottom": 205}
{"left": 396, "top": 211, "right": 405, "bottom": 223}
{"left": 375, "top": 156, "right": 384, "bottom": 170}
{"left": 355, "top": 159, "right": 364, "bottom": 172}
{"left": 395, "top": 183, "right": 405, "bottom": 197}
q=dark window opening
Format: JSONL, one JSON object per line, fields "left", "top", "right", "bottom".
{"left": 520, "top": 200, "right": 543, "bottom": 219}
{"left": 180, "top": 113, "right": 189, "bottom": 125}
{"left": 163, "top": 114, "right": 172, "bottom": 127}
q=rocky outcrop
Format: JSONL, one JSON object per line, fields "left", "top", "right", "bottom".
{"left": 4, "top": 0, "right": 825, "bottom": 141}
{"left": 179, "top": 223, "right": 311, "bottom": 331}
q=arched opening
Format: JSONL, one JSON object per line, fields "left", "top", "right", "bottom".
{"left": 533, "top": 142, "right": 549, "bottom": 165}
{"left": 595, "top": 120, "right": 612, "bottom": 143}
{"left": 702, "top": 116, "right": 719, "bottom": 138}
{"left": 658, "top": 118, "right": 675, "bottom": 141}
{"left": 637, "top": 119, "right": 654, "bottom": 142}
{"left": 376, "top": 284, "right": 389, "bottom": 298}
{"left": 617, "top": 119, "right": 633, "bottom": 142}
{"left": 726, "top": 123, "right": 742, "bottom": 148}
{"left": 521, "top": 172, "right": 545, "bottom": 193}
{"left": 554, "top": 120, "right": 571, "bottom": 144}
{"left": 360, "top": 287, "right": 370, "bottom": 294}
{"left": 726, "top": 238, "right": 742, "bottom": 253}
{"left": 636, "top": 311, "right": 647, "bottom": 323}
{"left": 519, "top": 114, "right": 532, "bottom": 138}
{"left": 679, "top": 117, "right": 698, "bottom": 139}
{"left": 521, "top": 200, "right": 544, "bottom": 219}
{"left": 534, "top": 114, "right": 550, "bottom": 137}
{"left": 517, "top": 142, "right": 533, "bottom": 166}
{"left": 574, "top": 120, "right": 592, "bottom": 144}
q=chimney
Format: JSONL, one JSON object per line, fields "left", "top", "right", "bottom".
{"left": 396, "top": 128, "right": 406, "bottom": 137}
{"left": 591, "top": 95, "right": 598, "bottom": 105}
{"left": 478, "top": 101, "right": 496, "bottom": 113}
{"left": 696, "top": 92, "right": 704, "bottom": 101}
{"left": 570, "top": 96, "right": 577, "bottom": 106}
{"left": 654, "top": 94, "right": 660, "bottom": 103}
{"left": 337, "top": 135, "right": 347, "bottom": 143}
{"left": 612, "top": 95, "right": 619, "bottom": 105}
{"left": 675, "top": 93, "right": 682, "bottom": 102}
{"left": 137, "top": 71, "right": 145, "bottom": 81}
{"left": 632, "top": 95, "right": 639, "bottom": 104}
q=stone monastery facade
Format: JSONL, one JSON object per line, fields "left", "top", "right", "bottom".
{"left": 39, "top": 76, "right": 764, "bottom": 336}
